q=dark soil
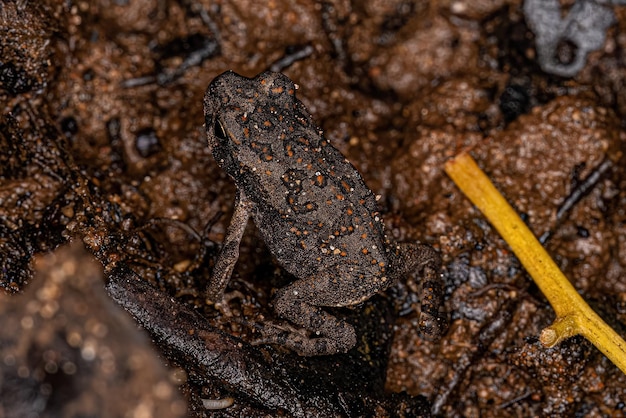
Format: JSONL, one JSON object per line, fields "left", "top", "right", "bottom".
{"left": 2, "top": 0, "right": 626, "bottom": 416}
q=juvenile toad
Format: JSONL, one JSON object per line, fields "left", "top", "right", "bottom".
{"left": 203, "top": 71, "right": 445, "bottom": 356}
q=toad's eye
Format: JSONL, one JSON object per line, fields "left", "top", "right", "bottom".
{"left": 214, "top": 119, "right": 228, "bottom": 140}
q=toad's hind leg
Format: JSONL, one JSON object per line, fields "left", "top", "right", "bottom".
{"left": 260, "top": 275, "right": 359, "bottom": 356}
{"left": 397, "top": 243, "right": 447, "bottom": 341}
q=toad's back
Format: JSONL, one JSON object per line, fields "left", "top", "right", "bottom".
{"left": 204, "top": 71, "right": 393, "bottom": 279}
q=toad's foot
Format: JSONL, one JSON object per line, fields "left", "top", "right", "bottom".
{"left": 262, "top": 285, "right": 357, "bottom": 356}
{"left": 250, "top": 319, "right": 356, "bottom": 357}
{"left": 209, "top": 290, "right": 247, "bottom": 318}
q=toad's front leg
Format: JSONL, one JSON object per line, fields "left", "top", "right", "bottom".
{"left": 205, "top": 190, "right": 253, "bottom": 302}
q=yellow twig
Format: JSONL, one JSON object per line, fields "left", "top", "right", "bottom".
{"left": 444, "top": 152, "right": 626, "bottom": 374}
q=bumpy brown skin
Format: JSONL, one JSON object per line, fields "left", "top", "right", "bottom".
{"left": 203, "top": 70, "right": 445, "bottom": 356}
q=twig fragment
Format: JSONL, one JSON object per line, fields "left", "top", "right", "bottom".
{"left": 444, "top": 152, "right": 626, "bottom": 375}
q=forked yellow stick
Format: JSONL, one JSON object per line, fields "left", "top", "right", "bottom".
{"left": 444, "top": 152, "right": 626, "bottom": 374}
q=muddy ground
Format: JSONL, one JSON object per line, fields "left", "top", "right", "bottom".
{"left": 1, "top": 0, "right": 626, "bottom": 416}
